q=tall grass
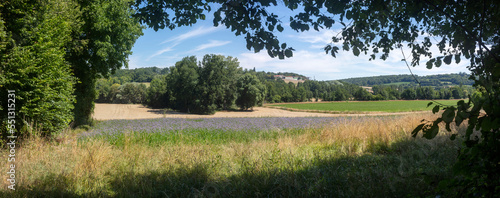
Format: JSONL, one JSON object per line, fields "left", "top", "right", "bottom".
{"left": 1, "top": 114, "right": 464, "bottom": 197}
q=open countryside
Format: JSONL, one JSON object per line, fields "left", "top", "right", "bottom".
{"left": 1, "top": 0, "right": 499, "bottom": 197}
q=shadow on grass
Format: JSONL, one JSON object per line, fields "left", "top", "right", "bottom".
{"left": 5, "top": 138, "right": 458, "bottom": 197}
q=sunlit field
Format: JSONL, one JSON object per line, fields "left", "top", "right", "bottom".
{"left": 1, "top": 114, "right": 464, "bottom": 197}
{"left": 269, "top": 100, "right": 463, "bottom": 113}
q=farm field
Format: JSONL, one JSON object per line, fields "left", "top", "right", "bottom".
{"left": 1, "top": 113, "right": 464, "bottom": 197}
{"left": 92, "top": 104, "right": 416, "bottom": 121}
{"left": 269, "top": 100, "right": 463, "bottom": 113}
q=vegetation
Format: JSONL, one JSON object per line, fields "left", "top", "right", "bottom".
{"left": 1, "top": 0, "right": 498, "bottom": 196}
{"left": 340, "top": 73, "right": 474, "bottom": 87}
{"left": 271, "top": 100, "right": 462, "bottom": 113}
{"left": 236, "top": 73, "right": 266, "bottom": 110}
{"left": 0, "top": 0, "right": 78, "bottom": 136}
{"left": 97, "top": 68, "right": 472, "bottom": 108}
{"left": 142, "top": 55, "right": 266, "bottom": 114}
{"left": 68, "top": 0, "right": 143, "bottom": 126}
{"left": 0, "top": 114, "right": 464, "bottom": 197}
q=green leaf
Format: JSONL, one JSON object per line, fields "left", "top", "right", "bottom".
{"left": 268, "top": 24, "right": 274, "bottom": 31}
{"left": 432, "top": 105, "right": 440, "bottom": 114}
{"left": 445, "top": 122, "right": 451, "bottom": 132}
{"left": 277, "top": 24, "right": 284, "bottom": 32}
{"left": 284, "top": 49, "right": 293, "bottom": 58}
{"left": 426, "top": 59, "right": 435, "bottom": 69}
{"left": 454, "top": 54, "right": 461, "bottom": 64}
{"left": 346, "top": 10, "right": 352, "bottom": 19}
{"left": 353, "top": 47, "right": 360, "bottom": 56}
{"left": 423, "top": 124, "right": 439, "bottom": 139}
{"left": 481, "top": 117, "right": 492, "bottom": 131}
{"left": 281, "top": 43, "right": 287, "bottom": 49}
{"left": 442, "top": 108, "right": 456, "bottom": 123}
{"left": 443, "top": 55, "right": 452, "bottom": 65}
{"left": 435, "top": 57, "right": 442, "bottom": 67}
{"left": 427, "top": 102, "right": 433, "bottom": 107}
{"left": 411, "top": 123, "right": 425, "bottom": 137}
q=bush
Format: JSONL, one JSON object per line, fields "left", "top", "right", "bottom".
{"left": 0, "top": 0, "right": 78, "bottom": 136}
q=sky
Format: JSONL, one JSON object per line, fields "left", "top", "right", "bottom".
{"left": 128, "top": 6, "right": 470, "bottom": 81}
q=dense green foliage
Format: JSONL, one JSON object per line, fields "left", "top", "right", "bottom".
{"left": 95, "top": 80, "right": 147, "bottom": 104}
{"left": 0, "top": 0, "right": 78, "bottom": 136}
{"left": 108, "top": 67, "right": 167, "bottom": 83}
{"left": 236, "top": 73, "right": 266, "bottom": 110}
{"left": 341, "top": 73, "right": 474, "bottom": 87}
{"left": 67, "top": 0, "right": 143, "bottom": 126}
{"left": 144, "top": 55, "right": 266, "bottom": 114}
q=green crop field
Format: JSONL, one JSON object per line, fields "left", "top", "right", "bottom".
{"left": 270, "top": 100, "right": 463, "bottom": 113}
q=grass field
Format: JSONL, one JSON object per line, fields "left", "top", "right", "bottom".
{"left": 270, "top": 100, "right": 463, "bottom": 113}
{"left": 1, "top": 114, "right": 465, "bottom": 197}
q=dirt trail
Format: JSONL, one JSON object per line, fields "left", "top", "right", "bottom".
{"left": 93, "top": 104, "right": 419, "bottom": 120}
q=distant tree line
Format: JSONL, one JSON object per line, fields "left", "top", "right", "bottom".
{"left": 341, "top": 72, "right": 474, "bottom": 87}
{"left": 96, "top": 65, "right": 475, "bottom": 109}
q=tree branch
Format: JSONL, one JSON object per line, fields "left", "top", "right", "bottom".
{"left": 422, "top": 0, "right": 500, "bottom": 63}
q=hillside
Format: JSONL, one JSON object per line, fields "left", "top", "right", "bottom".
{"left": 339, "top": 73, "right": 473, "bottom": 87}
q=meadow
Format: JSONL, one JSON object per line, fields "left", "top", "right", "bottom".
{"left": 269, "top": 100, "right": 462, "bottom": 113}
{"left": 1, "top": 114, "right": 464, "bottom": 197}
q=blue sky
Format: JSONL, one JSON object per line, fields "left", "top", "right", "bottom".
{"left": 128, "top": 7, "right": 469, "bottom": 81}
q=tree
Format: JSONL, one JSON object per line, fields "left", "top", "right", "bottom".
{"left": 145, "top": 75, "right": 169, "bottom": 108}
{"left": 68, "top": 0, "right": 143, "bottom": 126}
{"left": 0, "top": 0, "right": 78, "bottom": 136}
{"left": 236, "top": 73, "right": 266, "bottom": 110}
{"left": 167, "top": 56, "right": 199, "bottom": 113}
{"left": 197, "top": 54, "right": 241, "bottom": 112}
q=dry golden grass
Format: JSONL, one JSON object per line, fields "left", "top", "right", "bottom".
{"left": 1, "top": 113, "right": 463, "bottom": 197}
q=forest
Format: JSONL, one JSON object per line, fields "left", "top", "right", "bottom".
{"left": 95, "top": 62, "right": 475, "bottom": 109}
{"left": 340, "top": 73, "right": 474, "bottom": 86}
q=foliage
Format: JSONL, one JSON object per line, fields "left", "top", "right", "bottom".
{"left": 167, "top": 56, "right": 200, "bottom": 113}
{"left": 341, "top": 73, "right": 474, "bottom": 87}
{"left": 67, "top": 0, "right": 143, "bottom": 126}
{"left": 236, "top": 73, "right": 266, "bottom": 110}
{"left": 109, "top": 67, "right": 167, "bottom": 83}
{"left": 196, "top": 54, "right": 241, "bottom": 113}
{"left": 145, "top": 75, "right": 169, "bottom": 108}
{"left": 0, "top": 0, "right": 78, "bottom": 136}
{"left": 142, "top": 55, "right": 266, "bottom": 114}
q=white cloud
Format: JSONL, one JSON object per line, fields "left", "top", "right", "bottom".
{"left": 239, "top": 50, "right": 343, "bottom": 80}
{"left": 146, "top": 46, "right": 175, "bottom": 61}
{"left": 190, "top": 40, "right": 231, "bottom": 52}
{"left": 146, "top": 26, "right": 224, "bottom": 61}
{"left": 289, "top": 29, "right": 340, "bottom": 44}
{"left": 160, "top": 26, "right": 222, "bottom": 44}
